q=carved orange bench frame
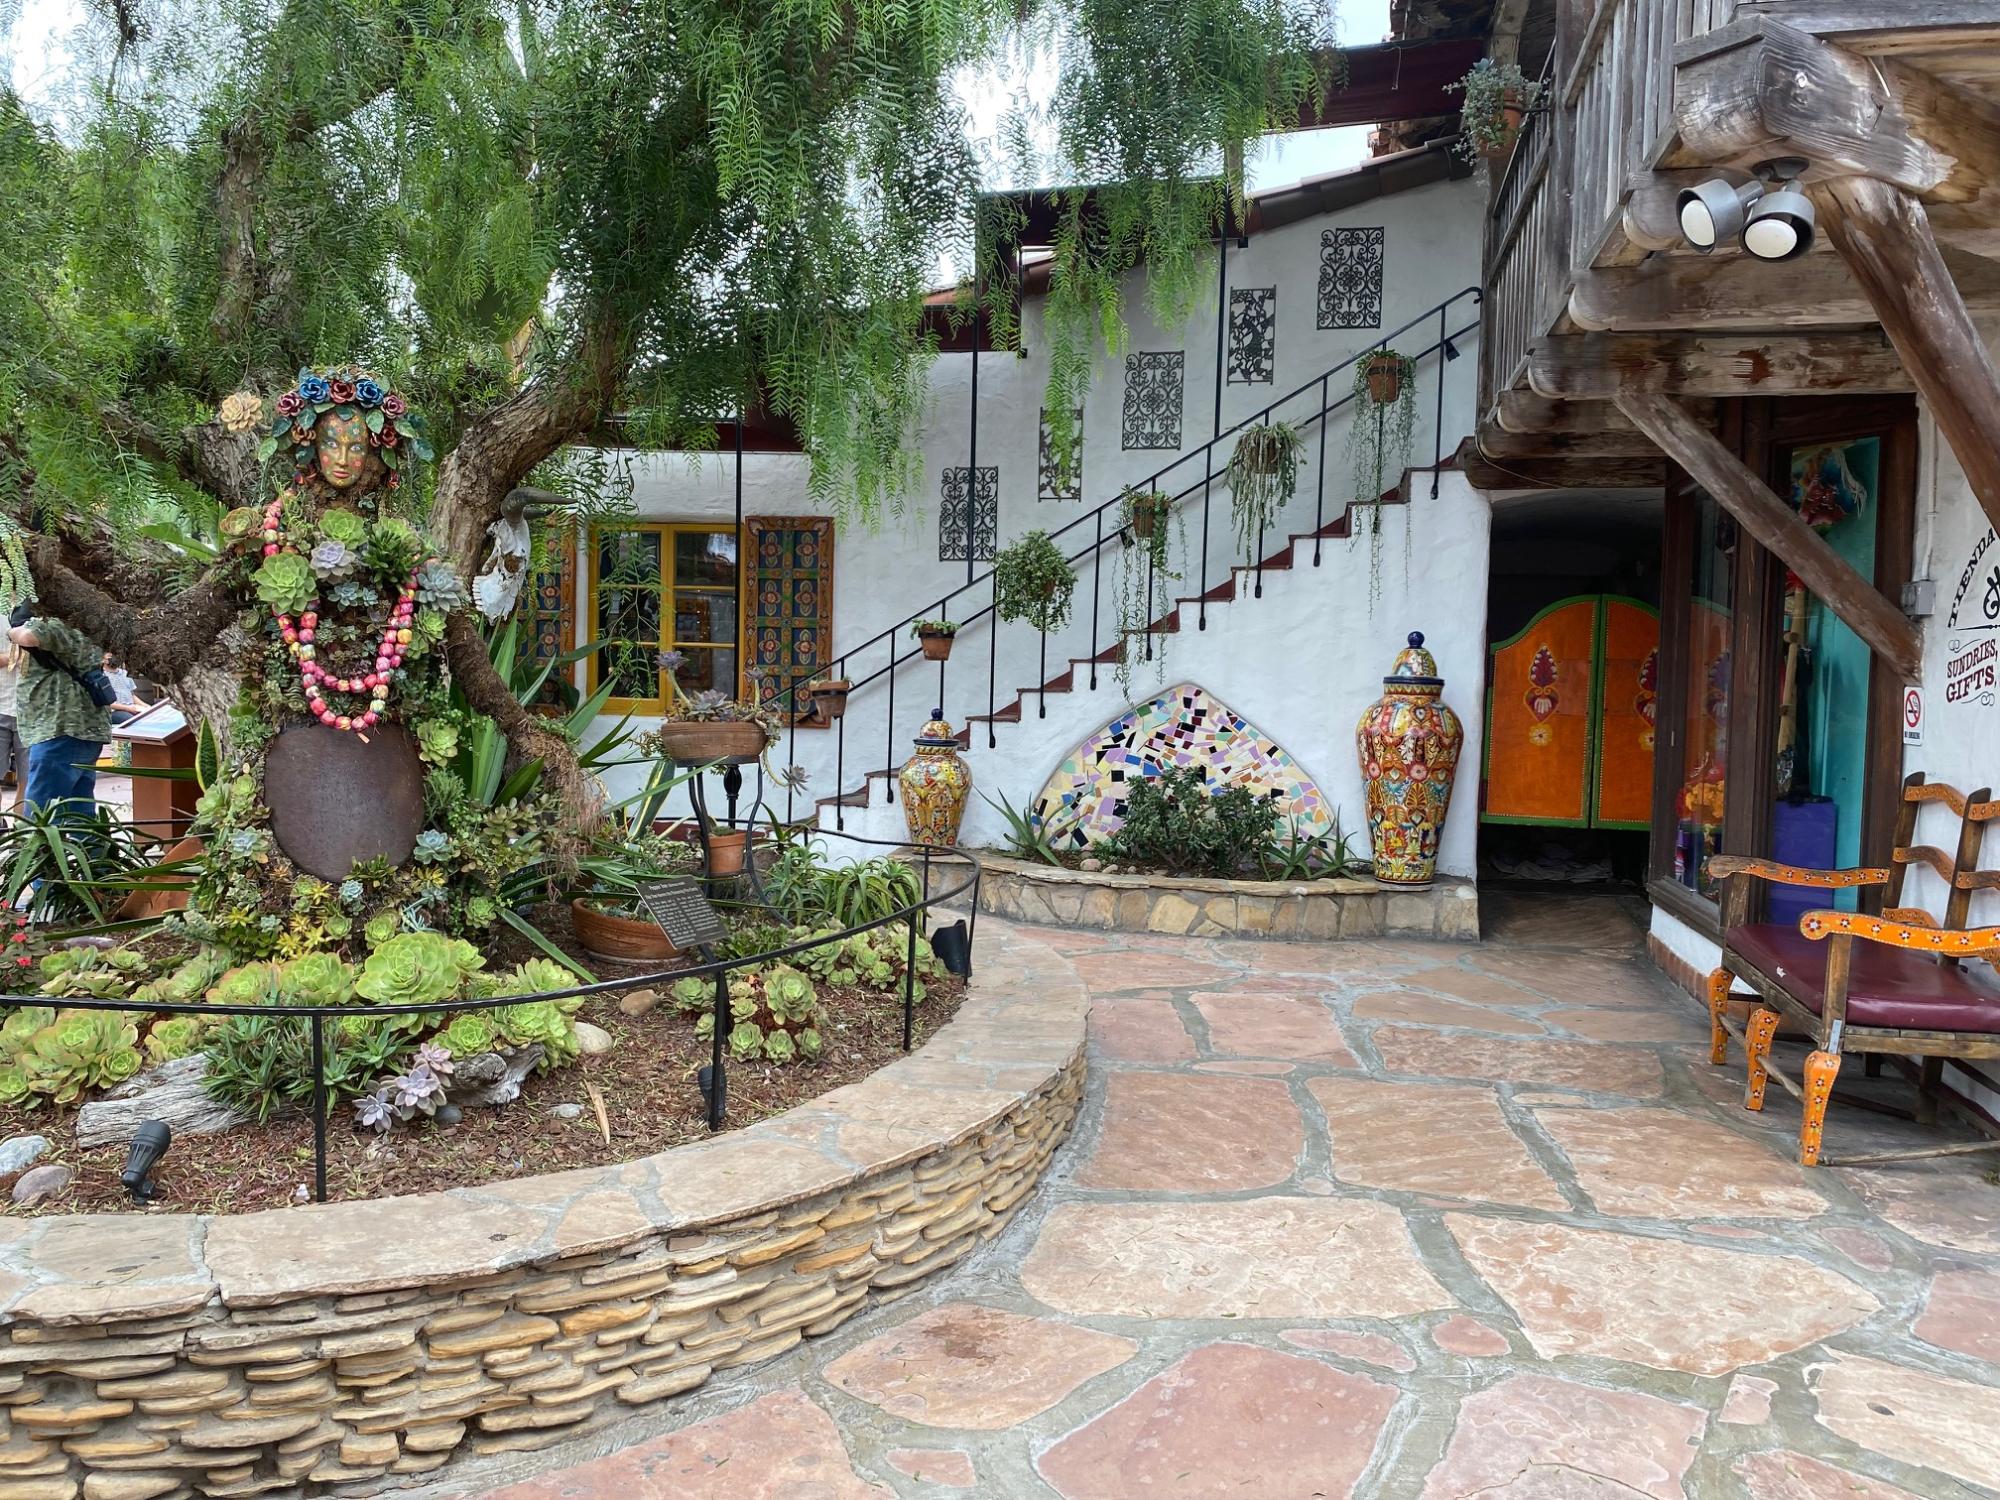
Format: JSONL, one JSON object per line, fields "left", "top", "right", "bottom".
{"left": 1705, "top": 773, "right": 2000, "bottom": 1167}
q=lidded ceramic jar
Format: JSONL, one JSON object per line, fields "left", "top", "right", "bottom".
{"left": 1355, "top": 632, "right": 1464, "bottom": 888}
{"left": 899, "top": 709, "right": 972, "bottom": 847}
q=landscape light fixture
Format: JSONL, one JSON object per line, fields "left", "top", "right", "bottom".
{"left": 930, "top": 919, "right": 973, "bottom": 978}
{"left": 120, "top": 1120, "right": 171, "bottom": 1203}
{"left": 1676, "top": 158, "right": 1815, "bottom": 260}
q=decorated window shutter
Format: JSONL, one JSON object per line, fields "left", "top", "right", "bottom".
{"left": 740, "top": 517, "right": 833, "bottom": 717}
{"left": 522, "top": 526, "right": 578, "bottom": 712}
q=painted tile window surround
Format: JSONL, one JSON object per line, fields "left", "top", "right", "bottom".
{"left": 589, "top": 522, "right": 739, "bottom": 713}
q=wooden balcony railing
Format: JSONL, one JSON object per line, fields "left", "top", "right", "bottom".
{"left": 1482, "top": 0, "right": 1740, "bottom": 414}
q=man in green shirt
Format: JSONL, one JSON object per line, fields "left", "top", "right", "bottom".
{"left": 6, "top": 611, "right": 112, "bottom": 815}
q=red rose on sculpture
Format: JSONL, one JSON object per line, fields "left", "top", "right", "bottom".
{"left": 370, "top": 424, "right": 398, "bottom": 448}
{"left": 275, "top": 391, "right": 304, "bottom": 417}
{"left": 327, "top": 378, "right": 356, "bottom": 404}
{"left": 380, "top": 393, "right": 407, "bottom": 417}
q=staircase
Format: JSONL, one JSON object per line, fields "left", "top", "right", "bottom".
{"left": 771, "top": 287, "right": 1485, "bottom": 841}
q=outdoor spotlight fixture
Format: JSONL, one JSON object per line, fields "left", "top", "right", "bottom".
{"left": 698, "top": 1063, "right": 725, "bottom": 1124}
{"left": 1677, "top": 158, "right": 1815, "bottom": 260}
{"left": 120, "top": 1120, "right": 171, "bottom": 1203}
{"left": 930, "top": 919, "right": 973, "bottom": 977}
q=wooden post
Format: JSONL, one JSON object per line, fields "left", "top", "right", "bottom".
{"left": 1612, "top": 393, "right": 1924, "bottom": 682}
{"left": 1812, "top": 175, "right": 2000, "bottom": 542}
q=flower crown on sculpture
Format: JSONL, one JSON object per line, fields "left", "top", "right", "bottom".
{"left": 217, "top": 366, "right": 435, "bottom": 488}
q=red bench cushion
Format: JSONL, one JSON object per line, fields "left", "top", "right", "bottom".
{"left": 1729, "top": 923, "right": 2000, "bottom": 1033}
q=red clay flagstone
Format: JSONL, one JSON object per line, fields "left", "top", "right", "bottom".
{"left": 1720, "top": 1374, "right": 1778, "bottom": 1425}
{"left": 1446, "top": 1215, "right": 1879, "bottom": 1376}
{"left": 1430, "top": 1315, "right": 1510, "bottom": 1357}
{"left": 1036, "top": 1342, "right": 1397, "bottom": 1500}
{"left": 1841, "top": 1165, "right": 2000, "bottom": 1255}
{"left": 1542, "top": 1005, "right": 1713, "bottom": 1043}
{"left": 1021, "top": 1198, "right": 1453, "bottom": 1320}
{"left": 1066, "top": 950, "right": 1238, "bottom": 993}
{"left": 1470, "top": 950, "right": 1658, "bottom": 1006}
{"left": 1077, "top": 1072, "right": 1302, "bottom": 1192}
{"left": 1086, "top": 997, "right": 1195, "bottom": 1063}
{"left": 1531, "top": 1103, "right": 1830, "bottom": 1220}
{"left": 1820, "top": 1225, "right": 1897, "bottom": 1273}
{"left": 1408, "top": 967, "right": 1548, "bottom": 1007}
{"left": 1278, "top": 1329, "right": 1418, "bottom": 1373}
{"left": 1308, "top": 1077, "right": 1567, "bottom": 1210}
{"left": 479, "top": 1388, "right": 888, "bottom": 1500}
{"left": 1732, "top": 1449, "right": 1928, "bottom": 1500}
{"left": 1915, "top": 1267, "right": 2000, "bottom": 1363}
{"left": 1417, "top": 1373, "right": 1705, "bottom": 1499}
{"left": 1349, "top": 991, "right": 1546, "bottom": 1035}
{"left": 1810, "top": 1350, "right": 2000, "bottom": 1493}
{"left": 821, "top": 1302, "right": 1135, "bottom": 1430}
{"left": 882, "top": 1449, "right": 975, "bottom": 1487}
{"left": 1187, "top": 992, "right": 1359, "bottom": 1063}
{"left": 1193, "top": 1059, "right": 1295, "bottom": 1075}
{"left": 1371, "top": 1027, "right": 1666, "bottom": 1098}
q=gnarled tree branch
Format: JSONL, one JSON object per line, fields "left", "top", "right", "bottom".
{"left": 20, "top": 534, "right": 235, "bottom": 685}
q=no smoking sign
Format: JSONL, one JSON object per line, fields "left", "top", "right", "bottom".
{"left": 1904, "top": 686, "right": 1925, "bottom": 747}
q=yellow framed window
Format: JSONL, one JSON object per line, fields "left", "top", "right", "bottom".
{"left": 588, "top": 523, "right": 739, "bottom": 713}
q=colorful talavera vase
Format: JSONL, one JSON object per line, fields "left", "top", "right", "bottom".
{"left": 1356, "top": 632, "right": 1464, "bottom": 888}
{"left": 900, "top": 709, "right": 972, "bottom": 847}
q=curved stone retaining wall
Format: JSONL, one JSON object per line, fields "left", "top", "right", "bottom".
{"left": 976, "top": 854, "right": 1480, "bottom": 941}
{"left": 0, "top": 920, "right": 1084, "bottom": 1498}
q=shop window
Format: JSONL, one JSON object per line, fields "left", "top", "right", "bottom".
{"left": 1672, "top": 491, "right": 1733, "bottom": 897}
{"left": 588, "top": 523, "right": 739, "bottom": 713}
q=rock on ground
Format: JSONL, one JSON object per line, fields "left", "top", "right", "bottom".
{"left": 76, "top": 1055, "right": 245, "bottom": 1148}
{"left": 0, "top": 1133, "right": 49, "bottom": 1175}
{"left": 11, "top": 1162, "right": 71, "bottom": 1204}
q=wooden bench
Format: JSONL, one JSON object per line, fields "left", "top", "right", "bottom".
{"left": 1706, "top": 773, "right": 2000, "bottom": 1166}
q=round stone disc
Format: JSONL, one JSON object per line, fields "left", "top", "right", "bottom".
{"left": 264, "top": 723, "right": 426, "bottom": 879}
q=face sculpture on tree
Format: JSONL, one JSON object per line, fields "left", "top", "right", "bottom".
{"left": 315, "top": 409, "right": 371, "bottom": 490}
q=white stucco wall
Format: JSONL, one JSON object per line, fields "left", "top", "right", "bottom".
{"left": 561, "top": 170, "right": 1489, "bottom": 862}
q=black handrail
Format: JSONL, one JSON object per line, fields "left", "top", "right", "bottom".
{"left": 4, "top": 828, "right": 982, "bottom": 1205}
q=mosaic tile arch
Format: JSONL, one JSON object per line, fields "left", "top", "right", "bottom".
{"left": 1318, "top": 227, "right": 1385, "bottom": 330}
{"left": 1033, "top": 682, "right": 1337, "bottom": 850}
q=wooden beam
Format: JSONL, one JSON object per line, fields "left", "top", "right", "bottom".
{"left": 1622, "top": 171, "right": 1719, "bottom": 254}
{"left": 1613, "top": 393, "right": 1923, "bottom": 681}
{"left": 1732, "top": 3, "right": 2000, "bottom": 37}
{"left": 1528, "top": 334, "right": 1913, "bottom": 400}
{"left": 1493, "top": 392, "right": 1717, "bottom": 436}
{"left": 1812, "top": 175, "right": 2000, "bottom": 544}
{"left": 1568, "top": 245, "right": 2000, "bottom": 331}
{"left": 1454, "top": 437, "right": 1666, "bottom": 493}
{"left": 1675, "top": 19, "right": 2000, "bottom": 222}
{"left": 1479, "top": 426, "right": 1662, "bottom": 460}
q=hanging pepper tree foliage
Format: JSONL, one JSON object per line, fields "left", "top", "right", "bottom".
{"left": 0, "top": 0, "right": 1332, "bottom": 831}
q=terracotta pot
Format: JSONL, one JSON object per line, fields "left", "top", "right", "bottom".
{"left": 1479, "top": 93, "right": 1525, "bottom": 162}
{"left": 1233, "top": 431, "right": 1284, "bottom": 476}
{"left": 114, "top": 836, "right": 205, "bottom": 921}
{"left": 570, "top": 897, "right": 680, "bottom": 964}
{"left": 1365, "top": 353, "right": 1404, "bottom": 405}
{"left": 807, "top": 680, "right": 851, "bottom": 722}
{"left": 918, "top": 630, "right": 955, "bottom": 662}
{"left": 705, "top": 829, "right": 750, "bottom": 877}
{"left": 649, "top": 718, "right": 768, "bottom": 764}
{"left": 1129, "top": 498, "right": 1169, "bottom": 539}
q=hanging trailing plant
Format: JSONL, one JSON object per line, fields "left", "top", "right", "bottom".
{"left": 994, "top": 530, "right": 1076, "bottom": 635}
{"left": 1223, "top": 422, "right": 1307, "bottom": 566}
{"left": 1447, "top": 58, "right": 1543, "bottom": 163}
{"left": 1347, "top": 349, "right": 1419, "bottom": 606}
{"left": 1113, "top": 489, "right": 1182, "bottom": 697}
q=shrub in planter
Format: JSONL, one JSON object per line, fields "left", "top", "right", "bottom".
{"left": 1098, "top": 764, "right": 1281, "bottom": 878}
{"left": 912, "top": 618, "right": 958, "bottom": 661}
{"left": 994, "top": 530, "right": 1075, "bottom": 634}
{"left": 1224, "top": 423, "right": 1307, "bottom": 566}
{"left": 1449, "top": 58, "right": 1542, "bottom": 163}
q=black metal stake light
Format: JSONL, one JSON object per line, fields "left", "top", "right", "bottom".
{"left": 930, "top": 919, "right": 972, "bottom": 977}
{"left": 121, "top": 1120, "right": 171, "bottom": 1203}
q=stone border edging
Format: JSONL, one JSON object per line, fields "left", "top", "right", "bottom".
{"left": 0, "top": 918, "right": 1085, "bottom": 1495}
{"left": 975, "top": 852, "right": 1480, "bottom": 941}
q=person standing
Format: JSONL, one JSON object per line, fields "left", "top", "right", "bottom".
{"left": 0, "top": 645, "right": 21, "bottom": 811}
{"left": 7, "top": 608, "right": 112, "bottom": 816}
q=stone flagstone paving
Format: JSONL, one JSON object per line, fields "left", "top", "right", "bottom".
{"left": 417, "top": 898, "right": 2000, "bottom": 1499}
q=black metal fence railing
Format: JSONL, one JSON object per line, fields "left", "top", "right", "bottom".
{"left": 1, "top": 828, "right": 982, "bottom": 1204}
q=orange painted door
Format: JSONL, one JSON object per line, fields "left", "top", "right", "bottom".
{"left": 1483, "top": 597, "right": 1599, "bottom": 826}
{"left": 1594, "top": 598, "right": 1660, "bottom": 829}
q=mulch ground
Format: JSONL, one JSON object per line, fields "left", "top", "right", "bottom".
{"left": 0, "top": 907, "right": 964, "bottom": 1217}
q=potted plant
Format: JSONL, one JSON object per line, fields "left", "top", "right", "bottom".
{"left": 1223, "top": 422, "right": 1307, "bottom": 567}
{"left": 569, "top": 826, "right": 701, "bottom": 962}
{"left": 804, "top": 668, "right": 852, "bottom": 723}
{"left": 1347, "top": 346, "right": 1419, "bottom": 604}
{"left": 994, "top": 530, "right": 1075, "bottom": 634}
{"left": 638, "top": 649, "right": 780, "bottom": 763}
{"left": 1449, "top": 58, "right": 1542, "bottom": 164}
{"left": 912, "top": 618, "right": 958, "bottom": 661}
{"left": 1114, "top": 489, "right": 1182, "bottom": 697}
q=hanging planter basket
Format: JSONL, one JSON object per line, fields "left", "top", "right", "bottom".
{"left": 806, "top": 679, "right": 852, "bottom": 722}
{"left": 1126, "top": 491, "right": 1173, "bottom": 540}
{"left": 1231, "top": 428, "right": 1291, "bottom": 477}
{"left": 918, "top": 629, "right": 956, "bottom": 662}
{"left": 648, "top": 719, "right": 769, "bottom": 764}
{"left": 1479, "top": 92, "right": 1527, "bottom": 161}
{"left": 1365, "top": 353, "right": 1406, "bottom": 406}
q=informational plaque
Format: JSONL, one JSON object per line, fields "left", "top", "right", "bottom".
{"left": 637, "top": 877, "right": 728, "bottom": 952}
{"left": 111, "top": 701, "right": 188, "bottom": 744}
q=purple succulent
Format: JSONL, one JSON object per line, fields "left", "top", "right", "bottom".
{"left": 353, "top": 1090, "right": 393, "bottom": 1132}
{"left": 690, "top": 689, "right": 730, "bottom": 715}
{"left": 393, "top": 1064, "right": 443, "bottom": 1110}
{"left": 656, "top": 649, "right": 687, "bottom": 673}
{"left": 415, "top": 1040, "right": 454, "bottom": 1077}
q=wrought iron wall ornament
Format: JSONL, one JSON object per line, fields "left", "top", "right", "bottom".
{"left": 1227, "top": 287, "right": 1277, "bottom": 384}
{"left": 1038, "top": 406, "right": 1084, "bottom": 501}
{"left": 1122, "top": 351, "right": 1185, "bottom": 450}
{"left": 939, "top": 466, "right": 998, "bottom": 561}
{"left": 1318, "top": 227, "right": 1385, "bottom": 330}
